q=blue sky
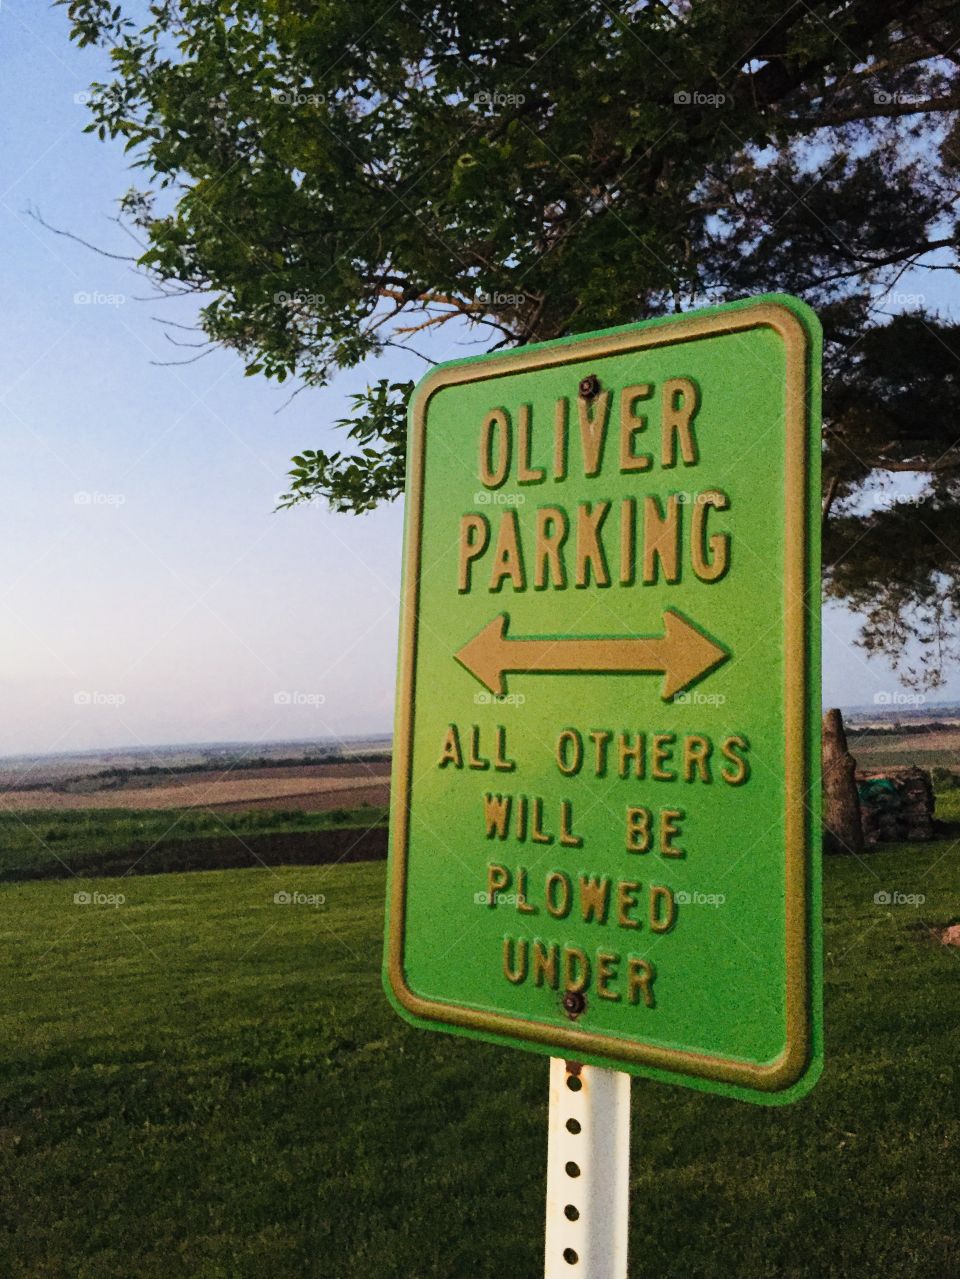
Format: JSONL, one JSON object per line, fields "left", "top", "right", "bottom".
{"left": 0, "top": 2, "right": 956, "bottom": 757}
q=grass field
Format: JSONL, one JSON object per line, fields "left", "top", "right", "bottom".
{"left": 847, "top": 725, "right": 960, "bottom": 772}
{"left": 0, "top": 838, "right": 958, "bottom": 1277}
{"left": 0, "top": 761, "right": 391, "bottom": 814}
{"left": 852, "top": 745, "right": 960, "bottom": 771}
{"left": 0, "top": 806, "right": 387, "bottom": 880}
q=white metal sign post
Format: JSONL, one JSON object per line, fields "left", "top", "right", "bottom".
{"left": 544, "top": 1059, "right": 630, "bottom": 1278}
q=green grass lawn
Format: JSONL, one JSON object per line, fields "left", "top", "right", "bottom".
{"left": 0, "top": 806, "right": 388, "bottom": 880}
{"left": 0, "top": 844, "right": 957, "bottom": 1278}
{"left": 853, "top": 745, "right": 960, "bottom": 770}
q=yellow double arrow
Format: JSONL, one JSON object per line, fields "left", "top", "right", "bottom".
{"left": 456, "top": 610, "right": 729, "bottom": 702}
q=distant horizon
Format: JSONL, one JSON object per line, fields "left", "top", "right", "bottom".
{"left": 0, "top": 731, "right": 393, "bottom": 766}
{"left": 1, "top": 697, "right": 957, "bottom": 766}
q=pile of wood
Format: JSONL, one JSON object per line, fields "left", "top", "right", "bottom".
{"left": 822, "top": 709, "right": 936, "bottom": 852}
{"left": 856, "top": 766, "right": 936, "bottom": 846}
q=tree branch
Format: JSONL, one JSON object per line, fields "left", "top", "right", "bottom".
{"left": 786, "top": 93, "right": 960, "bottom": 130}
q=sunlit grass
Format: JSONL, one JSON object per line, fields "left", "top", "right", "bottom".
{"left": 0, "top": 844, "right": 956, "bottom": 1277}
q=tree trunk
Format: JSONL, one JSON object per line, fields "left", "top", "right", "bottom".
{"left": 822, "top": 707, "right": 863, "bottom": 854}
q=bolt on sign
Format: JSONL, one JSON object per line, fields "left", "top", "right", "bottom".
{"left": 384, "top": 295, "right": 823, "bottom": 1103}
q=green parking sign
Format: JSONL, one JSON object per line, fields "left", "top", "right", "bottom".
{"left": 384, "top": 295, "right": 822, "bottom": 1103}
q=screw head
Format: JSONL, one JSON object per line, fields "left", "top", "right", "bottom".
{"left": 578, "top": 374, "right": 601, "bottom": 399}
{"left": 563, "top": 991, "right": 587, "bottom": 1016}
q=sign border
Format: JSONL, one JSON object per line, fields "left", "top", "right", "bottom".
{"left": 385, "top": 295, "right": 820, "bottom": 1096}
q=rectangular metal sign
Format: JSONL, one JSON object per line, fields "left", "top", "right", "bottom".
{"left": 384, "top": 295, "right": 822, "bottom": 1102}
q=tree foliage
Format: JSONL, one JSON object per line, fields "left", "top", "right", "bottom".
{"left": 61, "top": 0, "right": 960, "bottom": 680}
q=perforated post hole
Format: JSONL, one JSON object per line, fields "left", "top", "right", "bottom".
{"left": 544, "top": 1057, "right": 631, "bottom": 1278}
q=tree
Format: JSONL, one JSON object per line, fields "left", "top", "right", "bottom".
{"left": 60, "top": 0, "right": 960, "bottom": 682}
